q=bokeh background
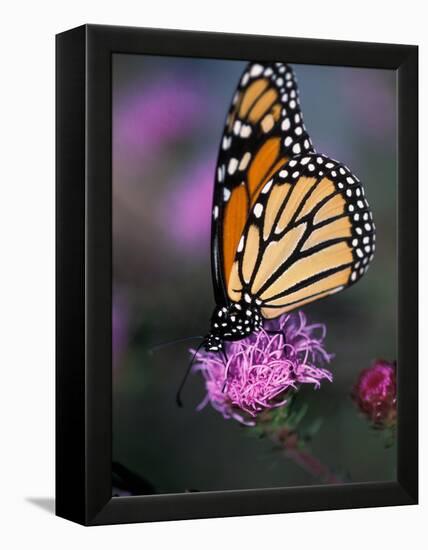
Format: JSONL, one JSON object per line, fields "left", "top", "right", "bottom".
{"left": 112, "top": 54, "right": 397, "bottom": 494}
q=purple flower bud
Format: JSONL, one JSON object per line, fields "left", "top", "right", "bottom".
{"left": 191, "top": 312, "right": 333, "bottom": 425}
{"left": 352, "top": 359, "right": 397, "bottom": 428}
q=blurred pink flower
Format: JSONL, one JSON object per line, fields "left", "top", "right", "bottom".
{"left": 162, "top": 158, "right": 215, "bottom": 252}
{"left": 192, "top": 312, "right": 333, "bottom": 425}
{"left": 114, "top": 79, "right": 205, "bottom": 164}
{"left": 352, "top": 359, "right": 397, "bottom": 427}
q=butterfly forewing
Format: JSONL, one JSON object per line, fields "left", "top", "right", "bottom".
{"left": 227, "top": 153, "right": 376, "bottom": 318}
{"left": 211, "top": 62, "right": 315, "bottom": 304}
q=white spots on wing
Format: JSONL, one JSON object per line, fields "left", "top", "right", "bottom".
{"left": 281, "top": 93, "right": 289, "bottom": 102}
{"left": 292, "top": 143, "right": 301, "bottom": 154}
{"left": 241, "top": 72, "right": 249, "bottom": 86}
{"left": 223, "top": 188, "right": 231, "bottom": 202}
{"left": 250, "top": 64, "right": 264, "bottom": 77}
{"left": 213, "top": 205, "right": 219, "bottom": 219}
{"left": 254, "top": 203, "right": 263, "bottom": 218}
{"left": 233, "top": 120, "right": 242, "bottom": 135}
{"left": 281, "top": 118, "right": 291, "bottom": 131}
{"left": 240, "top": 124, "right": 252, "bottom": 138}
{"left": 326, "top": 162, "right": 334, "bottom": 169}
{"left": 356, "top": 248, "right": 363, "bottom": 258}
{"left": 289, "top": 159, "right": 297, "bottom": 167}
{"left": 276, "top": 77, "right": 284, "bottom": 86}
{"left": 347, "top": 176, "right": 355, "bottom": 184}
{"left": 308, "top": 163, "right": 315, "bottom": 172}
{"left": 284, "top": 136, "right": 293, "bottom": 147}
{"left": 279, "top": 169, "right": 288, "bottom": 179}
{"left": 289, "top": 100, "right": 296, "bottom": 109}
{"left": 262, "top": 179, "right": 273, "bottom": 193}
{"left": 237, "top": 236, "right": 245, "bottom": 252}
{"left": 304, "top": 139, "right": 310, "bottom": 149}
{"left": 339, "top": 168, "right": 346, "bottom": 175}
{"left": 227, "top": 158, "right": 238, "bottom": 175}
{"left": 301, "top": 157, "right": 310, "bottom": 165}
{"left": 222, "top": 136, "right": 231, "bottom": 150}
{"left": 264, "top": 67, "right": 273, "bottom": 76}
{"left": 244, "top": 293, "right": 252, "bottom": 303}
{"left": 295, "top": 126, "right": 303, "bottom": 135}
{"left": 217, "top": 165, "right": 225, "bottom": 182}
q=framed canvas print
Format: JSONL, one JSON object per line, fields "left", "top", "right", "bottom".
{"left": 56, "top": 24, "right": 418, "bottom": 525}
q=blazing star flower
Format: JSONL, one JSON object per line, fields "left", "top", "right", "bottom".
{"left": 191, "top": 312, "right": 333, "bottom": 425}
{"left": 352, "top": 359, "right": 397, "bottom": 428}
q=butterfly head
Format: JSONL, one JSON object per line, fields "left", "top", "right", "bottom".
{"left": 204, "top": 301, "right": 263, "bottom": 352}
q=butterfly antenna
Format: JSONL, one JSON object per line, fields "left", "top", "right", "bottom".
{"left": 176, "top": 340, "right": 205, "bottom": 408}
{"left": 148, "top": 335, "right": 204, "bottom": 355}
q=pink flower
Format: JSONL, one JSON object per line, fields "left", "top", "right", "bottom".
{"left": 191, "top": 312, "right": 333, "bottom": 425}
{"left": 352, "top": 359, "right": 397, "bottom": 427}
{"left": 161, "top": 158, "right": 215, "bottom": 252}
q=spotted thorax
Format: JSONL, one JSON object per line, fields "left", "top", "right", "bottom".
{"left": 204, "top": 299, "right": 263, "bottom": 352}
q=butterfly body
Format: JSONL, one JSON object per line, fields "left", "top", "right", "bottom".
{"left": 204, "top": 301, "right": 263, "bottom": 351}
{"left": 206, "top": 62, "right": 375, "bottom": 355}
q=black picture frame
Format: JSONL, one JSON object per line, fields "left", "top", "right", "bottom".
{"left": 56, "top": 24, "right": 418, "bottom": 526}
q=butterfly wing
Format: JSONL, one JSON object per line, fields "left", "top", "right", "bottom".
{"left": 211, "top": 62, "right": 314, "bottom": 305}
{"left": 226, "top": 153, "right": 376, "bottom": 316}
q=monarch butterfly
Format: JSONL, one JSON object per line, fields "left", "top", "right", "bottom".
{"left": 203, "top": 61, "right": 375, "bottom": 352}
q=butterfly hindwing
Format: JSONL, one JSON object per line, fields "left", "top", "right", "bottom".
{"left": 227, "top": 153, "right": 376, "bottom": 317}
{"left": 211, "top": 62, "right": 315, "bottom": 304}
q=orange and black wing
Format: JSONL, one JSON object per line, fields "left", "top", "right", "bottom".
{"left": 226, "top": 153, "right": 376, "bottom": 316}
{"left": 211, "top": 62, "right": 314, "bottom": 305}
